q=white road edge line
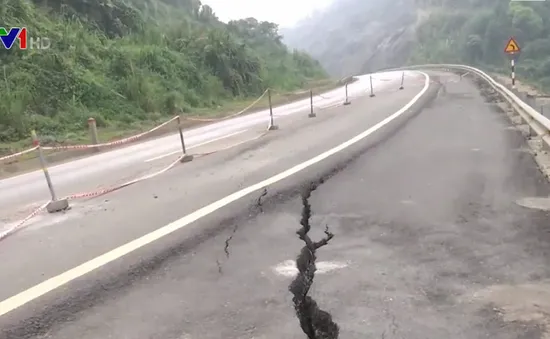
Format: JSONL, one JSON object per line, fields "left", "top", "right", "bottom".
{"left": 0, "top": 71, "right": 430, "bottom": 318}
{"left": 144, "top": 129, "right": 249, "bottom": 162}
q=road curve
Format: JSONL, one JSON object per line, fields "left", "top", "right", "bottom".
{"left": 0, "top": 71, "right": 410, "bottom": 226}
{"left": 2, "top": 71, "right": 550, "bottom": 338}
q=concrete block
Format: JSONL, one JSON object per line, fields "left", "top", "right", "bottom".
{"left": 308, "top": 112, "right": 316, "bottom": 118}
{"left": 268, "top": 124, "right": 279, "bottom": 131}
{"left": 46, "top": 199, "right": 69, "bottom": 213}
{"left": 180, "top": 154, "right": 194, "bottom": 163}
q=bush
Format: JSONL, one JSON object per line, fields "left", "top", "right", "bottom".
{"left": 0, "top": 0, "right": 328, "bottom": 143}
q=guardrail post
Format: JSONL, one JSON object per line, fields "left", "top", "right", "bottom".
{"left": 87, "top": 117, "right": 100, "bottom": 152}
{"left": 31, "top": 130, "right": 69, "bottom": 213}
{"left": 369, "top": 76, "right": 375, "bottom": 97}
{"left": 267, "top": 89, "right": 278, "bottom": 130}
{"left": 177, "top": 115, "right": 193, "bottom": 163}
{"left": 308, "top": 89, "right": 316, "bottom": 117}
{"left": 344, "top": 83, "right": 351, "bottom": 105}
{"left": 399, "top": 72, "right": 404, "bottom": 90}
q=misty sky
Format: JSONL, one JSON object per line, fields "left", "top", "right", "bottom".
{"left": 200, "top": 0, "right": 333, "bottom": 27}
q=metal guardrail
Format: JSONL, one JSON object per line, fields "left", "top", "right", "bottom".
{"left": 385, "top": 64, "right": 550, "bottom": 149}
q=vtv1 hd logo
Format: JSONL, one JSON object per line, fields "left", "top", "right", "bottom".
{"left": 0, "top": 27, "right": 51, "bottom": 50}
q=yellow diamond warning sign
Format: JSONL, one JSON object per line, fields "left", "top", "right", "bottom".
{"left": 504, "top": 37, "right": 520, "bottom": 54}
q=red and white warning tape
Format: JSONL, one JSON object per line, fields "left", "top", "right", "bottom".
{"left": 0, "top": 117, "right": 179, "bottom": 160}
{"left": 0, "top": 201, "right": 49, "bottom": 241}
{"left": 0, "top": 124, "right": 276, "bottom": 243}
{"left": 0, "top": 146, "right": 39, "bottom": 163}
{"left": 186, "top": 89, "right": 269, "bottom": 122}
{"left": 41, "top": 116, "right": 179, "bottom": 151}
{"left": 0, "top": 154, "right": 184, "bottom": 242}
{"left": 66, "top": 154, "right": 183, "bottom": 200}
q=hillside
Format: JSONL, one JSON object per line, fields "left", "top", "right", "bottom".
{"left": 0, "top": 0, "right": 327, "bottom": 143}
{"left": 281, "top": 0, "right": 415, "bottom": 77}
{"left": 283, "top": 0, "right": 550, "bottom": 90}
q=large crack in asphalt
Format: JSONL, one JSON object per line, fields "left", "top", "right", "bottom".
{"left": 0, "top": 81, "right": 440, "bottom": 339}
{"left": 289, "top": 182, "right": 339, "bottom": 339}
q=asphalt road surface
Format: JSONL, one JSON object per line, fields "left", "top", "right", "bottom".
{"left": 0, "top": 71, "right": 407, "bottom": 228}
{"left": 2, "top": 71, "right": 550, "bottom": 339}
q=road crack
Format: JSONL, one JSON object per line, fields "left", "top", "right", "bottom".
{"left": 216, "top": 259, "right": 223, "bottom": 274}
{"left": 216, "top": 223, "right": 239, "bottom": 275}
{"left": 257, "top": 187, "right": 268, "bottom": 213}
{"left": 224, "top": 224, "right": 238, "bottom": 258}
{"left": 289, "top": 182, "right": 339, "bottom": 339}
{"left": 218, "top": 189, "right": 267, "bottom": 274}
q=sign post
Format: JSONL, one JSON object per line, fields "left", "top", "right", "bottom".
{"left": 504, "top": 37, "right": 521, "bottom": 89}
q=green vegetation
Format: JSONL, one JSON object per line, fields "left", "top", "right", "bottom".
{"left": 0, "top": 0, "right": 327, "bottom": 145}
{"left": 284, "top": 0, "right": 550, "bottom": 91}
{"left": 410, "top": 0, "right": 550, "bottom": 90}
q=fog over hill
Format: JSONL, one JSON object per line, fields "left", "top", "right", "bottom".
{"left": 282, "top": 0, "right": 550, "bottom": 90}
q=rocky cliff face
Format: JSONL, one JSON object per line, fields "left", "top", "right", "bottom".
{"left": 282, "top": 0, "right": 418, "bottom": 77}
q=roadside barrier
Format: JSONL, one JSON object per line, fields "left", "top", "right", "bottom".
{"left": 0, "top": 74, "right": 411, "bottom": 241}
{"left": 384, "top": 64, "right": 550, "bottom": 150}
{"left": 41, "top": 116, "right": 179, "bottom": 152}
{"left": 0, "top": 202, "right": 49, "bottom": 241}
{"left": 0, "top": 146, "right": 38, "bottom": 163}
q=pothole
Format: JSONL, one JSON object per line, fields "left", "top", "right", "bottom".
{"left": 515, "top": 197, "right": 550, "bottom": 211}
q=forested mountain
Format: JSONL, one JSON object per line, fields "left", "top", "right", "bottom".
{"left": 283, "top": 0, "right": 550, "bottom": 89}
{"left": 0, "top": 0, "right": 326, "bottom": 142}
